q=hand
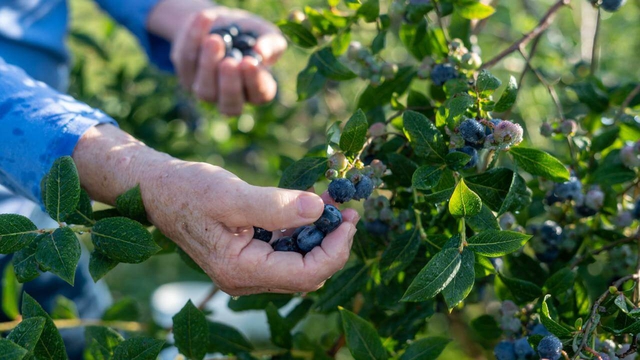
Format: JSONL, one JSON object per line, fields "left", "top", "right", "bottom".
{"left": 169, "top": 6, "right": 287, "bottom": 115}
{"left": 73, "top": 125, "right": 358, "bottom": 296}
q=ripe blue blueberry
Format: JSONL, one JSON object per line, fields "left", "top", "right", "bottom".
{"left": 553, "top": 177, "right": 582, "bottom": 201}
{"left": 241, "top": 49, "right": 262, "bottom": 63}
{"left": 315, "top": 204, "right": 343, "bottom": 234}
{"left": 601, "top": 0, "right": 627, "bottom": 12}
{"left": 633, "top": 198, "right": 640, "bottom": 219}
{"left": 365, "top": 220, "right": 390, "bottom": 235}
{"left": 328, "top": 178, "right": 356, "bottom": 203}
{"left": 253, "top": 227, "right": 272, "bottom": 242}
{"left": 296, "top": 225, "right": 326, "bottom": 253}
{"left": 536, "top": 246, "right": 560, "bottom": 263}
{"left": 353, "top": 176, "right": 374, "bottom": 201}
{"left": 233, "top": 34, "right": 256, "bottom": 50}
{"left": 456, "top": 146, "right": 479, "bottom": 169}
{"left": 431, "top": 63, "right": 458, "bottom": 86}
{"left": 291, "top": 226, "right": 308, "bottom": 240}
{"left": 540, "top": 221, "right": 563, "bottom": 245}
{"left": 530, "top": 324, "right": 551, "bottom": 337}
{"left": 494, "top": 341, "right": 516, "bottom": 360}
{"left": 272, "top": 236, "right": 301, "bottom": 253}
{"left": 575, "top": 204, "right": 598, "bottom": 218}
{"left": 537, "top": 335, "right": 562, "bottom": 360}
{"left": 226, "top": 48, "right": 244, "bottom": 62}
{"left": 459, "top": 119, "right": 486, "bottom": 147}
{"left": 514, "top": 338, "right": 535, "bottom": 359}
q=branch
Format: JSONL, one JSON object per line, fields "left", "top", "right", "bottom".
{"left": 590, "top": 8, "right": 601, "bottom": 76}
{"left": 0, "top": 319, "right": 146, "bottom": 333}
{"left": 197, "top": 286, "right": 220, "bottom": 311}
{"left": 481, "top": 0, "right": 571, "bottom": 69}
{"left": 570, "top": 236, "right": 639, "bottom": 269}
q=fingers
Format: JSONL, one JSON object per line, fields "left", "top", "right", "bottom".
{"left": 320, "top": 191, "right": 339, "bottom": 207}
{"left": 217, "top": 58, "right": 245, "bottom": 116}
{"left": 240, "top": 59, "right": 277, "bottom": 104}
{"left": 223, "top": 185, "right": 325, "bottom": 231}
{"left": 254, "top": 33, "right": 287, "bottom": 66}
{"left": 171, "top": 13, "right": 214, "bottom": 90}
{"left": 192, "top": 35, "right": 226, "bottom": 102}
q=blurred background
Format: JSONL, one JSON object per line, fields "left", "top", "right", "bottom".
{"left": 66, "top": 0, "right": 640, "bottom": 358}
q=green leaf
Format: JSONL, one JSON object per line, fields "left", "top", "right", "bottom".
{"left": 357, "top": 0, "right": 379, "bottom": 22}
{"left": 173, "top": 300, "right": 209, "bottom": 360}
{"left": 466, "top": 231, "right": 531, "bottom": 257}
{"left": 12, "top": 239, "right": 40, "bottom": 283}
{"left": 44, "top": 156, "right": 81, "bottom": 223}
{"left": 384, "top": 153, "right": 418, "bottom": 188}
{"left": 115, "top": 185, "right": 147, "bottom": 223}
{"left": 470, "top": 315, "right": 502, "bottom": 340}
{"left": 570, "top": 79, "right": 609, "bottom": 113}
{"left": 464, "top": 168, "right": 513, "bottom": 211}
{"left": 339, "top": 308, "right": 388, "bottom": 360}
{"left": 112, "top": 338, "right": 164, "bottom": 360}
{"left": 102, "top": 298, "right": 139, "bottom": 322}
{"left": 52, "top": 296, "right": 78, "bottom": 320}
{"left": 498, "top": 171, "right": 532, "bottom": 216}
{"left": 7, "top": 317, "right": 46, "bottom": 353}
{"left": 494, "top": 76, "right": 518, "bottom": 112}
{"left": 22, "top": 293, "right": 68, "bottom": 360}
{"left": 442, "top": 249, "right": 475, "bottom": 310}
{"left": 2, "top": 264, "right": 20, "bottom": 320}
{"left": 311, "top": 47, "right": 357, "bottom": 80}
{"left": 455, "top": 1, "right": 496, "bottom": 20}
{"left": 89, "top": 251, "right": 119, "bottom": 282}
{"left": 412, "top": 166, "right": 444, "bottom": 190}
{"left": 399, "top": 20, "right": 431, "bottom": 60}
{"left": 402, "top": 248, "right": 462, "bottom": 302}
{"left": 449, "top": 179, "right": 482, "bottom": 217}
{"left": 91, "top": 217, "right": 159, "bottom": 264}
{"left": 498, "top": 274, "right": 542, "bottom": 304}
{"left": 207, "top": 322, "right": 254, "bottom": 355}
{"left": 540, "top": 295, "right": 573, "bottom": 337}
{"left": 403, "top": 110, "right": 447, "bottom": 163}
{"left": 466, "top": 205, "right": 500, "bottom": 232}
{"left": 399, "top": 337, "right": 450, "bottom": 360}
{"left": 278, "top": 157, "right": 327, "bottom": 190}
{"left": 35, "top": 227, "right": 80, "bottom": 285}
{"left": 340, "top": 109, "right": 369, "bottom": 154}
{"left": 445, "top": 94, "right": 474, "bottom": 126}
{"left": 544, "top": 268, "right": 576, "bottom": 298}
{"left": 277, "top": 21, "right": 318, "bottom": 48}
{"left": 476, "top": 69, "right": 502, "bottom": 93}
{"left": 445, "top": 151, "right": 472, "bottom": 171}
{"left": 591, "top": 126, "right": 620, "bottom": 153}
{"left": 266, "top": 303, "right": 292, "bottom": 349}
{"left": 0, "top": 214, "right": 38, "bottom": 254}
{"left": 316, "top": 263, "right": 369, "bottom": 312}
{"left": 509, "top": 147, "right": 570, "bottom": 182}
{"left": 64, "top": 189, "right": 94, "bottom": 226}
{"left": 296, "top": 60, "right": 327, "bottom": 101}
{"left": 0, "top": 338, "right": 28, "bottom": 360}
{"left": 474, "top": 255, "right": 497, "bottom": 278}
{"left": 357, "top": 67, "right": 416, "bottom": 111}
{"left": 228, "top": 294, "right": 292, "bottom": 311}
{"left": 332, "top": 30, "right": 351, "bottom": 55}
{"left": 84, "top": 326, "right": 124, "bottom": 359}
{"left": 380, "top": 230, "right": 421, "bottom": 282}
{"left": 592, "top": 150, "right": 637, "bottom": 185}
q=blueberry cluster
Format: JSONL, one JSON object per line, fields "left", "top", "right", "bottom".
{"left": 539, "top": 119, "right": 579, "bottom": 137}
{"left": 430, "top": 63, "right": 458, "bottom": 86}
{"left": 325, "top": 152, "right": 385, "bottom": 204}
{"left": 545, "top": 176, "right": 605, "bottom": 217}
{"left": 210, "top": 25, "right": 261, "bottom": 62}
{"left": 363, "top": 196, "right": 410, "bottom": 236}
{"left": 416, "top": 38, "right": 481, "bottom": 81}
{"left": 593, "top": 339, "right": 637, "bottom": 360}
{"left": 259, "top": 204, "right": 343, "bottom": 254}
{"left": 528, "top": 220, "right": 564, "bottom": 263}
{"left": 346, "top": 42, "right": 398, "bottom": 87}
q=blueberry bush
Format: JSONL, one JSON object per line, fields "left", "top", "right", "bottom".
{"left": 1, "top": 0, "right": 640, "bottom": 359}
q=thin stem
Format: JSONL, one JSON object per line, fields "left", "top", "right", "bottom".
{"left": 590, "top": 8, "right": 601, "bottom": 76}
{"left": 433, "top": 2, "right": 451, "bottom": 44}
{"left": 413, "top": 188, "right": 428, "bottom": 241}
{"left": 0, "top": 319, "right": 145, "bottom": 332}
{"left": 197, "top": 286, "right": 220, "bottom": 311}
{"left": 481, "top": 0, "right": 570, "bottom": 69}
{"left": 570, "top": 235, "right": 639, "bottom": 268}
{"left": 615, "top": 83, "right": 640, "bottom": 121}
{"left": 517, "top": 48, "right": 565, "bottom": 121}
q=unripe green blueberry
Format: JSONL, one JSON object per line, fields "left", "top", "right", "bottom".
{"left": 460, "top": 52, "right": 482, "bottom": 70}
{"left": 381, "top": 63, "right": 398, "bottom": 79}
{"left": 379, "top": 208, "right": 394, "bottom": 222}
{"left": 370, "top": 159, "right": 387, "bottom": 177}
{"left": 288, "top": 10, "right": 307, "bottom": 23}
{"left": 328, "top": 152, "right": 349, "bottom": 171}
{"left": 369, "top": 122, "right": 386, "bottom": 137}
{"left": 540, "top": 122, "right": 554, "bottom": 137}
{"left": 325, "top": 169, "right": 339, "bottom": 180}
{"left": 346, "top": 168, "right": 362, "bottom": 183}
{"left": 357, "top": 48, "right": 370, "bottom": 61}
{"left": 559, "top": 119, "right": 578, "bottom": 136}
{"left": 347, "top": 41, "right": 363, "bottom": 61}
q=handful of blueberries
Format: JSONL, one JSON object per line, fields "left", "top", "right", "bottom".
{"left": 252, "top": 204, "right": 343, "bottom": 255}
{"left": 210, "top": 24, "right": 261, "bottom": 63}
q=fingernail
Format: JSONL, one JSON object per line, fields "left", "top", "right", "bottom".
{"left": 297, "top": 193, "right": 323, "bottom": 219}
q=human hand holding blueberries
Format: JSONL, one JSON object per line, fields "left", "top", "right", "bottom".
{"left": 149, "top": 0, "right": 287, "bottom": 116}
{"left": 73, "top": 125, "right": 359, "bottom": 295}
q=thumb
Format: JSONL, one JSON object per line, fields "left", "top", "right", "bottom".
{"left": 225, "top": 185, "right": 325, "bottom": 231}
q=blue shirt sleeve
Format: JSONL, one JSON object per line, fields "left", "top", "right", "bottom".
{"left": 0, "top": 58, "right": 118, "bottom": 205}
{"left": 93, "top": 0, "right": 174, "bottom": 72}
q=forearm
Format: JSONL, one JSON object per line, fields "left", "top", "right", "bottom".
{"left": 71, "top": 124, "right": 175, "bottom": 205}
{"left": 147, "top": 0, "right": 216, "bottom": 41}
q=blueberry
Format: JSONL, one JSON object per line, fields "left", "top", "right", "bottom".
{"left": 272, "top": 236, "right": 301, "bottom": 253}
{"left": 535, "top": 246, "right": 559, "bottom": 263}
{"left": 353, "top": 176, "right": 374, "bottom": 201}
{"left": 291, "top": 226, "right": 309, "bottom": 240}
{"left": 553, "top": 177, "right": 582, "bottom": 201}
{"left": 544, "top": 191, "right": 562, "bottom": 206}
{"left": 486, "top": 119, "right": 503, "bottom": 135}
{"left": 328, "top": 178, "right": 356, "bottom": 203}
{"left": 514, "top": 338, "right": 534, "bottom": 359}
{"left": 459, "top": 119, "right": 486, "bottom": 146}
{"left": 253, "top": 227, "right": 272, "bottom": 242}
{"left": 296, "top": 226, "right": 325, "bottom": 253}
{"left": 540, "top": 221, "right": 563, "bottom": 244}
{"left": 530, "top": 324, "right": 551, "bottom": 337}
{"left": 365, "top": 220, "right": 390, "bottom": 236}
{"left": 601, "top": 0, "right": 627, "bottom": 12}
{"left": 241, "top": 49, "right": 262, "bottom": 63}
{"left": 537, "top": 335, "right": 562, "bottom": 360}
{"left": 633, "top": 198, "right": 640, "bottom": 219}
{"left": 430, "top": 63, "right": 458, "bottom": 86}
{"left": 226, "top": 48, "right": 244, "bottom": 61}
{"left": 456, "top": 146, "right": 479, "bottom": 169}
{"left": 227, "top": 24, "right": 240, "bottom": 37}
{"left": 315, "top": 204, "right": 343, "bottom": 234}
{"left": 494, "top": 341, "right": 516, "bottom": 360}
{"left": 575, "top": 204, "right": 598, "bottom": 218}
{"left": 233, "top": 34, "right": 257, "bottom": 50}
